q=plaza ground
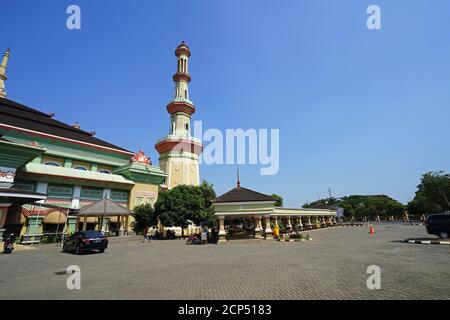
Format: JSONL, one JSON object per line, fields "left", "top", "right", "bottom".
{"left": 0, "top": 223, "right": 449, "bottom": 300}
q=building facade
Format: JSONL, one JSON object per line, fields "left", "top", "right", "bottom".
{"left": 0, "top": 44, "right": 189, "bottom": 239}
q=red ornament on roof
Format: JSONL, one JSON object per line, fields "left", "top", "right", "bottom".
{"left": 131, "top": 150, "right": 151, "bottom": 165}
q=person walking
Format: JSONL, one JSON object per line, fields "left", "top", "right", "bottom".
{"left": 143, "top": 226, "right": 150, "bottom": 243}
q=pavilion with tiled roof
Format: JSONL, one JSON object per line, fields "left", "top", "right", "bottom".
{"left": 212, "top": 176, "right": 338, "bottom": 243}
{"left": 211, "top": 176, "right": 277, "bottom": 242}
{"left": 76, "top": 199, "right": 133, "bottom": 236}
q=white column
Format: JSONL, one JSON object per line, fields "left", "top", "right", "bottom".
{"left": 264, "top": 215, "right": 273, "bottom": 240}
{"left": 307, "top": 217, "right": 312, "bottom": 229}
{"left": 218, "top": 216, "right": 227, "bottom": 243}
{"left": 254, "top": 216, "right": 262, "bottom": 239}
{"left": 125, "top": 216, "right": 129, "bottom": 235}
{"left": 286, "top": 217, "right": 292, "bottom": 230}
{"left": 298, "top": 216, "right": 303, "bottom": 229}
{"left": 71, "top": 186, "right": 82, "bottom": 209}
{"left": 101, "top": 215, "right": 107, "bottom": 232}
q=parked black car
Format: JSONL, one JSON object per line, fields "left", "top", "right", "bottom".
{"left": 425, "top": 213, "right": 450, "bottom": 239}
{"left": 63, "top": 230, "right": 108, "bottom": 254}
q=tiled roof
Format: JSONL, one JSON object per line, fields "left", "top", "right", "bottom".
{"left": 212, "top": 186, "right": 276, "bottom": 203}
{"left": 78, "top": 199, "right": 132, "bottom": 216}
{"left": 0, "top": 98, "right": 131, "bottom": 153}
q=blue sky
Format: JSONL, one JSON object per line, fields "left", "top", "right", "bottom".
{"left": 2, "top": 0, "right": 450, "bottom": 207}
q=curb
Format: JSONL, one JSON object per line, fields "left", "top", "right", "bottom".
{"left": 297, "top": 226, "right": 340, "bottom": 232}
{"left": 277, "top": 238, "right": 312, "bottom": 242}
{"left": 404, "top": 239, "right": 450, "bottom": 245}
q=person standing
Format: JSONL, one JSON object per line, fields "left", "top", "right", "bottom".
{"left": 201, "top": 225, "right": 208, "bottom": 244}
{"left": 143, "top": 226, "right": 150, "bottom": 243}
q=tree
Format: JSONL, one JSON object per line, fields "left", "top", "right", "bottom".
{"left": 420, "top": 171, "right": 450, "bottom": 210}
{"left": 154, "top": 184, "right": 213, "bottom": 237}
{"left": 132, "top": 203, "right": 158, "bottom": 234}
{"left": 304, "top": 195, "right": 404, "bottom": 219}
{"left": 407, "top": 171, "right": 450, "bottom": 216}
{"left": 271, "top": 194, "right": 283, "bottom": 207}
{"left": 199, "top": 180, "right": 216, "bottom": 209}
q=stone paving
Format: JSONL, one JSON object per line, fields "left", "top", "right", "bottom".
{"left": 0, "top": 224, "right": 449, "bottom": 300}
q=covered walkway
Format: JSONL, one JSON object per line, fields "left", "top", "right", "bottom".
{"left": 212, "top": 184, "right": 337, "bottom": 243}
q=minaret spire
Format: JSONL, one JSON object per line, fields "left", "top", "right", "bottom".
{"left": 173, "top": 41, "right": 191, "bottom": 102}
{"left": 0, "top": 48, "right": 11, "bottom": 98}
{"left": 164, "top": 41, "right": 196, "bottom": 137}
{"left": 237, "top": 166, "right": 241, "bottom": 188}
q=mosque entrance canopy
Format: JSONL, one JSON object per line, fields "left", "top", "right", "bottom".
{"left": 0, "top": 187, "right": 47, "bottom": 205}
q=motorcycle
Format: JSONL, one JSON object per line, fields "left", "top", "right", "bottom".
{"left": 3, "top": 234, "right": 15, "bottom": 254}
{"left": 152, "top": 231, "right": 165, "bottom": 240}
{"left": 185, "top": 233, "right": 200, "bottom": 245}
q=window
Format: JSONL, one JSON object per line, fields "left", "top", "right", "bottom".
{"left": 13, "top": 182, "right": 35, "bottom": 192}
{"left": 81, "top": 230, "right": 105, "bottom": 239}
{"left": 135, "top": 196, "right": 144, "bottom": 207}
{"left": 146, "top": 197, "right": 156, "bottom": 207}
{"left": 111, "top": 190, "right": 128, "bottom": 202}
{"left": 44, "top": 161, "right": 61, "bottom": 167}
{"left": 184, "top": 90, "right": 188, "bottom": 99}
{"left": 74, "top": 166, "right": 88, "bottom": 171}
{"left": 99, "top": 169, "right": 111, "bottom": 174}
{"left": 81, "top": 187, "right": 103, "bottom": 200}
{"left": 185, "top": 123, "right": 189, "bottom": 134}
{"left": 47, "top": 185, "right": 73, "bottom": 198}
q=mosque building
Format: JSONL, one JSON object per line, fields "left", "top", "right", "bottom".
{"left": 0, "top": 43, "right": 201, "bottom": 240}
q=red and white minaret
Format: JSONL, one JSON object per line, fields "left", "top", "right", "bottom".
{"left": 155, "top": 42, "right": 203, "bottom": 189}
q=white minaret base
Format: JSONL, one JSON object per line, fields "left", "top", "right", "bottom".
{"left": 159, "top": 153, "right": 200, "bottom": 189}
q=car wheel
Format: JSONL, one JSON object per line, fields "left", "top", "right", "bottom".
{"left": 439, "top": 232, "right": 449, "bottom": 239}
{"left": 62, "top": 244, "right": 67, "bottom": 252}
{"left": 99, "top": 248, "right": 105, "bottom": 253}
{"left": 75, "top": 245, "right": 81, "bottom": 255}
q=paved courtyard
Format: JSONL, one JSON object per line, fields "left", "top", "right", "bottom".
{"left": 1, "top": 224, "right": 449, "bottom": 300}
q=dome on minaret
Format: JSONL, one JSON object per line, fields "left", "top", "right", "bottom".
{"left": 175, "top": 41, "right": 191, "bottom": 57}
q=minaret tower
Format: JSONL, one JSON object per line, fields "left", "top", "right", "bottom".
{"left": 0, "top": 48, "right": 10, "bottom": 98}
{"left": 155, "top": 42, "right": 203, "bottom": 189}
